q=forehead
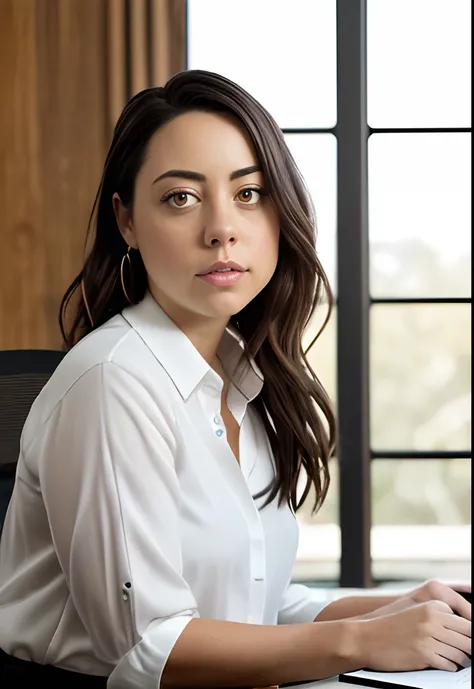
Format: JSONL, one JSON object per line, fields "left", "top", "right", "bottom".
{"left": 142, "top": 111, "right": 259, "bottom": 176}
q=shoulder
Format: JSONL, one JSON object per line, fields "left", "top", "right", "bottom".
{"left": 24, "top": 314, "right": 175, "bottom": 441}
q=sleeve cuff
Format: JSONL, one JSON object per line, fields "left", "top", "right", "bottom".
{"left": 107, "top": 613, "right": 196, "bottom": 689}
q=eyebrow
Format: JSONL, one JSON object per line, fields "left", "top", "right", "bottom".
{"left": 152, "top": 165, "right": 261, "bottom": 185}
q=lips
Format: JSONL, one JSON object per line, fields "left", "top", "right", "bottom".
{"left": 196, "top": 270, "right": 247, "bottom": 287}
{"left": 197, "top": 261, "right": 247, "bottom": 276}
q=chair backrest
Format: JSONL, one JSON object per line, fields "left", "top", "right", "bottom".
{"left": 0, "top": 350, "right": 65, "bottom": 533}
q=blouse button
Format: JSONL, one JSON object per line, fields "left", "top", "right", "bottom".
{"left": 216, "top": 429, "right": 224, "bottom": 437}
{"left": 213, "top": 416, "right": 221, "bottom": 425}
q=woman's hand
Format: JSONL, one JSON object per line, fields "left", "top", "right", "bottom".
{"left": 358, "top": 600, "right": 471, "bottom": 672}
{"left": 405, "top": 580, "right": 471, "bottom": 619}
{"left": 358, "top": 579, "right": 471, "bottom": 622}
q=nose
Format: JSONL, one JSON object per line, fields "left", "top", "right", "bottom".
{"left": 203, "top": 201, "right": 238, "bottom": 248}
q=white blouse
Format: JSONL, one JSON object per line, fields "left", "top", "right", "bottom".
{"left": 0, "top": 292, "right": 324, "bottom": 688}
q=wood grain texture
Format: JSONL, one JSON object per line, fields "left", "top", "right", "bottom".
{"left": 0, "top": 0, "right": 108, "bottom": 349}
{"left": 0, "top": 0, "right": 186, "bottom": 350}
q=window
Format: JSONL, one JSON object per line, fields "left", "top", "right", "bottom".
{"left": 187, "top": 0, "right": 471, "bottom": 586}
{"left": 367, "top": 0, "right": 471, "bottom": 584}
{"left": 187, "top": 0, "right": 337, "bottom": 129}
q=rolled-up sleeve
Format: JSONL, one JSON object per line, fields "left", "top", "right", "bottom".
{"left": 277, "top": 581, "right": 329, "bottom": 625}
{"left": 35, "top": 362, "right": 197, "bottom": 688}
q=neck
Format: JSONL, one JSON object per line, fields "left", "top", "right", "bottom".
{"left": 149, "top": 287, "right": 229, "bottom": 366}
{"left": 184, "top": 320, "right": 227, "bottom": 366}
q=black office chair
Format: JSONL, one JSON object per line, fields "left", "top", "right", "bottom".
{"left": 0, "top": 350, "right": 65, "bottom": 534}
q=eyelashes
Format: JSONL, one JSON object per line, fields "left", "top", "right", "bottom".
{"left": 160, "top": 187, "right": 268, "bottom": 209}
{"left": 235, "top": 188, "right": 267, "bottom": 205}
{"left": 161, "top": 191, "right": 199, "bottom": 209}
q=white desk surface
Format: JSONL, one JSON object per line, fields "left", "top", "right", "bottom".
{"left": 287, "top": 678, "right": 359, "bottom": 688}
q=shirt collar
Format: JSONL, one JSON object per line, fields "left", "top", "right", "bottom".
{"left": 121, "top": 292, "right": 263, "bottom": 402}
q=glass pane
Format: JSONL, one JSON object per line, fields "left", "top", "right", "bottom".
{"left": 371, "top": 304, "right": 471, "bottom": 451}
{"left": 368, "top": 0, "right": 472, "bottom": 128}
{"left": 295, "top": 458, "right": 340, "bottom": 581}
{"left": 369, "top": 134, "right": 471, "bottom": 298}
{"left": 285, "top": 134, "right": 337, "bottom": 292}
{"left": 372, "top": 459, "right": 471, "bottom": 525}
{"left": 187, "top": 0, "right": 337, "bottom": 129}
{"left": 371, "top": 459, "right": 471, "bottom": 582}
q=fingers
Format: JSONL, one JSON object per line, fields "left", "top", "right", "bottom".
{"left": 444, "top": 587, "right": 472, "bottom": 621}
{"left": 436, "top": 614, "right": 471, "bottom": 656}
{"left": 425, "top": 650, "right": 461, "bottom": 673}
{"left": 438, "top": 609, "right": 472, "bottom": 637}
{"left": 424, "top": 581, "right": 472, "bottom": 621}
{"left": 435, "top": 625, "right": 472, "bottom": 656}
{"left": 431, "top": 639, "right": 471, "bottom": 670}
{"left": 431, "top": 617, "right": 472, "bottom": 674}
{"left": 428, "top": 599, "right": 454, "bottom": 614}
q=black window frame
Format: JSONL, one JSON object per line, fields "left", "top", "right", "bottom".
{"left": 185, "top": 0, "right": 472, "bottom": 588}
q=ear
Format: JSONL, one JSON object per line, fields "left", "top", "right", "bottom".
{"left": 112, "top": 193, "right": 139, "bottom": 250}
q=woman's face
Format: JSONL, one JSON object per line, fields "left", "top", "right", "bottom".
{"left": 114, "top": 110, "right": 280, "bottom": 327}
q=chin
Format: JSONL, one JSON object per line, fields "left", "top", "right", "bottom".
{"left": 200, "top": 293, "right": 252, "bottom": 320}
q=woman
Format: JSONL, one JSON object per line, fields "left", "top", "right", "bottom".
{"left": 0, "top": 70, "right": 470, "bottom": 688}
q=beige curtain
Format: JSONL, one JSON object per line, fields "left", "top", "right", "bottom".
{"left": 0, "top": 0, "right": 186, "bottom": 349}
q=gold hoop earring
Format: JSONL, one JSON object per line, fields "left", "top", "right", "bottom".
{"left": 120, "top": 246, "right": 133, "bottom": 304}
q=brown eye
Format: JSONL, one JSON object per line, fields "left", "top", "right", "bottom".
{"left": 236, "top": 188, "right": 261, "bottom": 205}
{"left": 165, "top": 192, "right": 198, "bottom": 208}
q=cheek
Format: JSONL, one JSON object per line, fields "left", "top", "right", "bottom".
{"left": 253, "top": 222, "right": 280, "bottom": 266}
{"left": 135, "top": 220, "right": 185, "bottom": 274}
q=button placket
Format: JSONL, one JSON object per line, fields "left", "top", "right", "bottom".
{"left": 212, "top": 413, "right": 224, "bottom": 437}
{"left": 198, "top": 379, "right": 224, "bottom": 439}
{"left": 247, "top": 519, "right": 267, "bottom": 624}
{"left": 208, "top": 397, "right": 222, "bottom": 436}
{"left": 201, "top": 372, "right": 267, "bottom": 623}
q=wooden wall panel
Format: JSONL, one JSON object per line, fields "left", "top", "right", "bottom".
{"left": 0, "top": 0, "right": 187, "bottom": 350}
{"left": 0, "top": 0, "right": 108, "bottom": 349}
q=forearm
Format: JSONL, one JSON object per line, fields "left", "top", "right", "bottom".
{"left": 161, "top": 617, "right": 361, "bottom": 688}
{"left": 314, "top": 595, "right": 400, "bottom": 622}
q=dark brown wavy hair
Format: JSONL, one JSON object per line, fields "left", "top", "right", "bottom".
{"left": 60, "top": 69, "right": 336, "bottom": 514}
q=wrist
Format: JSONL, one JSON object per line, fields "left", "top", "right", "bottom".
{"left": 304, "top": 619, "right": 369, "bottom": 679}
{"left": 344, "top": 619, "right": 372, "bottom": 668}
{"left": 335, "top": 619, "right": 366, "bottom": 666}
